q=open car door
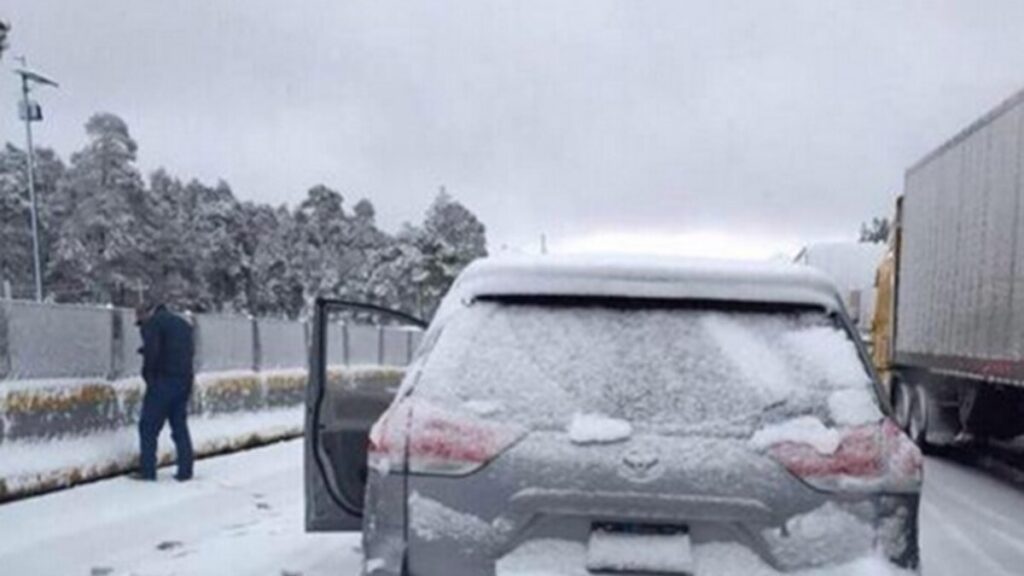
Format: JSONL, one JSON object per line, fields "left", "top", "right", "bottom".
{"left": 305, "top": 298, "right": 427, "bottom": 531}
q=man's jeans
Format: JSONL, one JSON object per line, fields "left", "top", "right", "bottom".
{"left": 138, "top": 377, "right": 194, "bottom": 479}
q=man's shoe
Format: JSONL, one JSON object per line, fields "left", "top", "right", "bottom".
{"left": 129, "top": 472, "right": 156, "bottom": 481}
{"left": 174, "top": 473, "right": 193, "bottom": 482}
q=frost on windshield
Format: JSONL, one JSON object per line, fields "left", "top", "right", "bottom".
{"left": 413, "top": 302, "right": 876, "bottom": 432}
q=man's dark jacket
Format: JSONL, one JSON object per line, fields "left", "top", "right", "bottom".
{"left": 141, "top": 306, "right": 194, "bottom": 383}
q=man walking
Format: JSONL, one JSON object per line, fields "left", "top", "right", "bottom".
{"left": 133, "top": 302, "right": 195, "bottom": 481}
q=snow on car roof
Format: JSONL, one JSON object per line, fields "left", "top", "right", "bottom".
{"left": 442, "top": 254, "right": 843, "bottom": 312}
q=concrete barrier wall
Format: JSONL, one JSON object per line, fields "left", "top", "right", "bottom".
{"left": 0, "top": 366, "right": 405, "bottom": 501}
{"left": 0, "top": 300, "right": 422, "bottom": 383}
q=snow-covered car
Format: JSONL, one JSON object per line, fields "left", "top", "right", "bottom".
{"left": 306, "top": 256, "right": 923, "bottom": 575}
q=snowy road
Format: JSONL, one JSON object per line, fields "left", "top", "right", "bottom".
{"left": 0, "top": 439, "right": 360, "bottom": 576}
{"left": 919, "top": 457, "right": 1024, "bottom": 576}
{"left": 1, "top": 440, "right": 1022, "bottom": 576}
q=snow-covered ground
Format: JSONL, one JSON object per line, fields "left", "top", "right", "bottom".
{"left": 919, "top": 457, "right": 1024, "bottom": 576}
{"left": 0, "top": 407, "right": 303, "bottom": 495}
{"left": 0, "top": 440, "right": 1022, "bottom": 576}
{"left": 0, "top": 439, "right": 359, "bottom": 576}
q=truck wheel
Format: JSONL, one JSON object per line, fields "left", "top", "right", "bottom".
{"left": 892, "top": 379, "right": 912, "bottom": 431}
{"left": 908, "top": 385, "right": 931, "bottom": 452}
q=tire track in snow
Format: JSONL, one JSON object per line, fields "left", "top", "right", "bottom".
{"left": 920, "top": 456, "right": 1024, "bottom": 576}
{"left": 920, "top": 499, "right": 1015, "bottom": 576}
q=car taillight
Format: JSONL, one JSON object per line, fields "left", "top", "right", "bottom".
{"left": 767, "top": 419, "right": 922, "bottom": 493}
{"left": 369, "top": 399, "right": 526, "bottom": 476}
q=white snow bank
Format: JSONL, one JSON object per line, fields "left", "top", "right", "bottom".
{"left": 750, "top": 417, "right": 841, "bottom": 455}
{"left": 568, "top": 413, "right": 633, "bottom": 445}
{"left": 828, "top": 388, "right": 882, "bottom": 426}
{"left": 0, "top": 376, "right": 108, "bottom": 394}
{"left": 496, "top": 538, "right": 913, "bottom": 576}
{"left": 0, "top": 407, "right": 303, "bottom": 493}
{"left": 1, "top": 368, "right": 307, "bottom": 395}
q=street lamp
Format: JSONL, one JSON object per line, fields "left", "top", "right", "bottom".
{"left": 14, "top": 63, "right": 58, "bottom": 302}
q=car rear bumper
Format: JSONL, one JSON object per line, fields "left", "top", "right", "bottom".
{"left": 397, "top": 488, "right": 919, "bottom": 575}
{"left": 368, "top": 432, "right": 921, "bottom": 575}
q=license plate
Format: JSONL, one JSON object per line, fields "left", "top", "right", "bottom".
{"left": 586, "top": 523, "right": 694, "bottom": 574}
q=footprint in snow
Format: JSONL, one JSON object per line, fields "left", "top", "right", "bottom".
{"left": 281, "top": 571, "right": 303, "bottom": 576}
{"left": 90, "top": 567, "right": 114, "bottom": 576}
{"left": 256, "top": 502, "right": 271, "bottom": 510}
{"left": 156, "top": 540, "right": 183, "bottom": 551}
{"left": 227, "top": 520, "right": 258, "bottom": 530}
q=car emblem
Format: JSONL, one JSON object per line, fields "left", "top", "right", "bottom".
{"left": 619, "top": 444, "right": 664, "bottom": 483}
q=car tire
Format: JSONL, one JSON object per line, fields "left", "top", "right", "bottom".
{"left": 892, "top": 379, "right": 912, "bottom": 432}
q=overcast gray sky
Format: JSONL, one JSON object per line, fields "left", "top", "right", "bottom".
{"left": 4, "top": 1, "right": 1024, "bottom": 257}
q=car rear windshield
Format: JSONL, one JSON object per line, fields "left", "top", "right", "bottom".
{"left": 412, "top": 298, "right": 877, "bottom": 432}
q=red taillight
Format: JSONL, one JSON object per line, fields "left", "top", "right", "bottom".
{"left": 880, "top": 418, "right": 925, "bottom": 488}
{"left": 369, "top": 400, "right": 526, "bottom": 476}
{"left": 767, "top": 419, "right": 922, "bottom": 492}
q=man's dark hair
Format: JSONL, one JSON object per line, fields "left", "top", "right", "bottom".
{"left": 135, "top": 299, "right": 164, "bottom": 326}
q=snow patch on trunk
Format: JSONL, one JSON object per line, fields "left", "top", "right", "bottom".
{"left": 567, "top": 412, "right": 632, "bottom": 445}
{"left": 462, "top": 399, "right": 503, "bottom": 417}
{"left": 750, "top": 416, "right": 840, "bottom": 455}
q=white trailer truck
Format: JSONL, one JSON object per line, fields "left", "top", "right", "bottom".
{"left": 875, "top": 88, "right": 1024, "bottom": 449}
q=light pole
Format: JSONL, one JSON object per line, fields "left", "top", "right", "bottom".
{"left": 14, "top": 64, "right": 58, "bottom": 302}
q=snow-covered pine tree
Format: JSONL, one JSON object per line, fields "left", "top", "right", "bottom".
{"left": 47, "top": 113, "right": 153, "bottom": 305}
{"left": 0, "top": 144, "right": 66, "bottom": 299}
{"left": 415, "top": 189, "right": 488, "bottom": 316}
{"left": 0, "top": 113, "right": 489, "bottom": 318}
